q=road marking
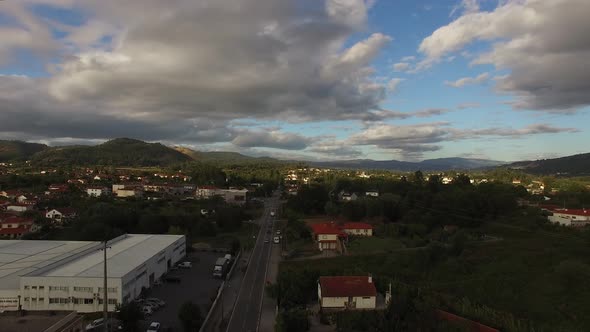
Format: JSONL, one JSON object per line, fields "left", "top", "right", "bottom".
{"left": 256, "top": 201, "right": 276, "bottom": 332}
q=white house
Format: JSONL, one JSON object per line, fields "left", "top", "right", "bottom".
{"left": 309, "top": 222, "right": 347, "bottom": 252}
{"left": 195, "top": 186, "right": 220, "bottom": 199}
{"left": 86, "top": 186, "right": 111, "bottom": 197}
{"left": 45, "top": 208, "right": 77, "bottom": 224}
{"left": 318, "top": 275, "right": 376, "bottom": 310}
{"left": 7, "top": 204, "right": 32, "bottom": 213}
{"left": 342, "top": 223, "right": 374, "bottom": 236}
{"left": 547, "top": 208, "right": 590, "bottom": 227}
{"left": 339, "top": 191, "right": 358, "bottom": 202}
{"left": 365, "top": 190, "right": 379, "bottom": 197}
{"left": 112, "top": 184, "right": 144, "bottom": 198}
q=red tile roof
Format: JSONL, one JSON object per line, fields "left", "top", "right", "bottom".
{"left": 0, "top": 227, "right": 31, "bottom": 236}
{"left": 342, "top": 222, "right": 373, "bottom": 230}
{"left": 310, "top": 223, "right": 347, "bottom": 237}
{"left": 1, "top": 216, "right": 34, "bottom": 225}
{"left": 551, "top": 208, "right": 590, "bottom": 217}
{"left": 319, "top": 276, "right": 377, "bottom": 298}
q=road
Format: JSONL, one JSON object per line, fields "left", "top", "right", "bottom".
{"left": 225, "top": 193, "right": 279, "bottom": 332}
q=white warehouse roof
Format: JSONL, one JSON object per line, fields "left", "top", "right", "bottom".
{"left": 0, "top": 234, "right": 184, "bottom": 290}
{"left": 42, "top": 234, "right": 184, "bottom": 278}
{"left": 0, "top": 240, "right": 99, "bottom": 291}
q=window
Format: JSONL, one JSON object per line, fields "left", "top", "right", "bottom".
{"left": 74, "top": 287, "right": 92, "bottom": 292}
{"left": 59, "top": 298, "right": 68, "bottom": 304}
{"left": 73, "top": 298, "right": 81, "bottom": 304}
{"left": 322, "top": 235, "right": 327, "bottom": 239}
{"left": 24, "top": 286, "right": 29, "bottom": 290}
{"left": 39, "top": 286, "right": 44, "bottom": 290}
{"left": 108, "top": 299, "right": 117, "bottom": 305}
{"left": 50, "top": 286, "right": 69, "bottom": 291}
{"left": 32, "top": 286, "right": 37, "bottom": 290}
{"left": 84, "top": 298, "right": 93, "bottom": 304}
{"left": 38, "top": 297, "right": 44, "bottom": 302}
{"left": 362, "top": 296, "right": 371, "bottom": 299}
{"left": 98, "top": 287, "right": 117, "bottom": 293}
{"left": 50, "top": 298, "right": 58, "bottom": 304}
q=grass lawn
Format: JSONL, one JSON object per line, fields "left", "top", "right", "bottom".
{"left": 193, "top": 222, "right": 259, "bottom": 250}
{"left": 280, "top": 222, "right": 590, "bottom": 331}
{"left": 346, "top": 236, "right": 404, "bottom": 254}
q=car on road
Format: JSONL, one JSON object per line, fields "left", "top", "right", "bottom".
{"left": 178, "top": 261, "right": 192, "bottom": 268}
{"left": 276, "top": 230, "right": 281, "bottom": 235}
{"left": 273, "top": 236, "right": 280, "bottom": 244}
{"left": 147, "top": 322, "right": 161, "bottom": 332}
{"left": 264, "top": 238, "right": 270, "bottom": 243}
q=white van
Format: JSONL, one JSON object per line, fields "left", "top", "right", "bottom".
{"left": 273, "top": 236, "right": 280, "bottom": 244}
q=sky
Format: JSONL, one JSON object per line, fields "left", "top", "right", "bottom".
{"left": 0, "top": 0, "right": 589, "bottom": 162}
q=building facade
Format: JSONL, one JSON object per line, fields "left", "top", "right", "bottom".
{"left": 0, "top": 234, "right": 185, "bottom": 313}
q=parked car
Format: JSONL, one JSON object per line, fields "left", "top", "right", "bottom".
{"left": 273, "top": 236, "right": 280, "bottom": 244}
{"left": 276, "top": 230, "right": 281, "bottom": 235}
{"left": 147, "top": 322, "right": 161, "bottom": 332}
{"left": 86, "top": 318, "right": 105, "bottom": 331}
{"left": 178, "top": 261, "right": 192, "bottom": 268}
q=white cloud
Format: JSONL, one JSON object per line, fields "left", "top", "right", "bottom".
{"left": 392, "top": 62, "right": 410, "bottom": 72}
{"left": 420, "top": 0, "right": 590, "bottom": 111}
{"left": 445, "top": 72, "right": 489, "bottom": 87}
{"left": 387, "top": 78, "right": 404, "bottom": 92}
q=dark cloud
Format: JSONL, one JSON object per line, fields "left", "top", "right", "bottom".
{"left": 232, "top": 130, "right": 311, "bottom": 150}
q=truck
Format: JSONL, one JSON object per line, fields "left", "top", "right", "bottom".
{"left": 213, "top": 257, "right": 229, "bottom": 278}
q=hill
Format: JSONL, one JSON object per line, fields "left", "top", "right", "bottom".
{"left": 173, "top": 146, "right": 279, "bottom": 164}
{"left": 310, "top": 157, "right": 504, "bottom": 171}
{"left": 31, "top": 138, "right": 191, "bottom": 166}
{"left": 507, "top": 152, "right": 590, "bottom": 175}
{"left": 0, "top": 140, "right": 48, "bottom": 162}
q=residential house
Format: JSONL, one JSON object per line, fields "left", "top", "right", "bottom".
{"left": 195, "top": 185, "right": 220, "bottom": 199}
{"left": 339, "top": 191, "right": 358, "bottom": 202}
{"left": 365, "top": 190, "right": 379, "bottom": 197}
{"left": 45, "top": 208, "right": 77, "bottom": 224}
{"left": 546, "top": 208, "right": 590, "bottom": 227}
{"left": 112, "top": 184, "right": 144, "bottom": 198}
{"left": 0, "top": 190, "right": 20, "bottom": 199}
{"left": 309, "top": 222, "right": 347, "bottom": 252}
{"left": 6, "top": 203, "right": 32, "bottom": 213}
{"left": 45, "top": 184, "right": 69, "bottom": 195}
{"left": 318, "top": 275, "right": 376, "bottom": 310}
{"left": 195, "top": 186, "right": 248, "bottom": 204}
{"left": 341, "top": 222, "right": 373, "bottom": 236}
{"left": 0, "top": 216, "right": 35, "bottom": 239}
{"left": 16, "top": 194, "right": 30, "bottom": 203}
{"left": 86, "top": 186, "right": 111, "bottom": 197}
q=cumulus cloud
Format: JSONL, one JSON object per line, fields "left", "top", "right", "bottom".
{"left": 445, "top": 72, "right": 489, "bottom": 87}
{"left": 420, "top": 0, "right": 590, "bottom": 112}
{"left": 457, "top": 102, "right": 481, "bottom": 109}
{"left": 307, "top": 141, "right": 363, "bottom": 159}
{"left": 0, "top": 0, "right": 394, "bottom": 149}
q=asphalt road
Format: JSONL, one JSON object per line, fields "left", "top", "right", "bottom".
{"left": 225, "top": 193, "right": 279, "bottom": 332}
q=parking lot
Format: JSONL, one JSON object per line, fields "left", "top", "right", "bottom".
{"left": 140, "top": 251, "right": 224, "bottom": 331}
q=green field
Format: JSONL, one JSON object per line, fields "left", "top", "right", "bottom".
{"left": 346, "top": 236, "right": 404, "bottom": 254}
{"left": 280, "top": 223, "right": 590, "bottom": 331}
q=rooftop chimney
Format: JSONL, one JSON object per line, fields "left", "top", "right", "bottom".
{"left": 368, "top": 273, "right": 372, "bottom": 283}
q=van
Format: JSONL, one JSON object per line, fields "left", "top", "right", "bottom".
{"left": 273, "top": 236, "right": 280, "bottom": 244}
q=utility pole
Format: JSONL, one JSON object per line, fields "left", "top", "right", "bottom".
{"left": 102, "top": 240, "right": 111, "bottom": 332}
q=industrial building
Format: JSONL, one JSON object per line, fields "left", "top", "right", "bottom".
{"left": 0, "top": 234, "right": 185, "bottom": 312}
